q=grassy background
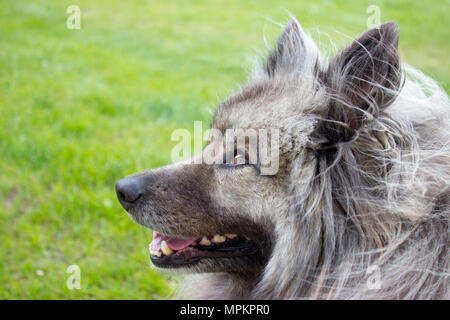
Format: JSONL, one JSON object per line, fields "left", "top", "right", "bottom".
{"left": 0, "top": 0, "right": 448, "bottom": 299}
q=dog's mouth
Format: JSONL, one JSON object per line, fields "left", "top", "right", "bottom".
{"left": 149, "top": 232, "right": 260, "bottom": 267}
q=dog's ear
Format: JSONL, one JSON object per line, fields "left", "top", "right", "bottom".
{"left": 265, "top": 18, "right": 313, "bottom": 77}
{"left": 318, "top": 22, "right": 402, "bottom": 145}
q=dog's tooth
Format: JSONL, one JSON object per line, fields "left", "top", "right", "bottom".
{"left": 225, "top": 234, "right": 237, "bottom": 239}
{"left": 199, "top": 236, "right": 211, "bottom": 246}
{"left": 151, "top": 250, "right": 162, "bottom": 257}
{"left": 212, "top": 234, "right": 226, "bottom": 243}
{"left": 161, "top": 241, "right": 173, "bottom": 256}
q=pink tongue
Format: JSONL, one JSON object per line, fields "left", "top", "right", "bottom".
{"left": 150, "top": 232, "right": 197, "bottom": 251}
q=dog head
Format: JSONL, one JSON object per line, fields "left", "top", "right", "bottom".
{"left": 116, "top": 18, "right": 401, "bottom": 280}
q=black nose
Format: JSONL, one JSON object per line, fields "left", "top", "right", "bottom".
{"left": 116, "top": 177, "right": 143, "bottom": 210}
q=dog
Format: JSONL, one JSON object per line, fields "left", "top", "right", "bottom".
{"left": 116, "top": 18, "right": 449, "bottom": 299}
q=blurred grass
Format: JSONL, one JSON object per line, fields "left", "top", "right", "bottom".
{"left": 0, "top": 0, "right": 448, "bottom": 299}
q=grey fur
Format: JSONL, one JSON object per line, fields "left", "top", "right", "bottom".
{"left": 119, "top": 18, "right": 449, "bottom": 299}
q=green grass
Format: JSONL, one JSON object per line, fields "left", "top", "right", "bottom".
{"left": 0, "top": 0, "right": 448, "bottom": 299}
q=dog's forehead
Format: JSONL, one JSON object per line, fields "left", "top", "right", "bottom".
{"left": 212, "top": 79, "right": 323, "bottom": 133}
{"left": 213, "top": 81, "right": 289, "bottom": 131}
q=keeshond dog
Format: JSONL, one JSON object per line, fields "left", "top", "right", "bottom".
{"left": 116, "top": 18, "right": 449, "bottom": 299}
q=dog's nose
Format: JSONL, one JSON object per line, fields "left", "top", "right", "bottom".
{"left": 116, "top": 177, "right": 143, "bottom": 210}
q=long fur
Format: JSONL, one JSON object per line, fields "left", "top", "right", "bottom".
{"left": 181, "top": 20, "right": 449, "bottom": 300}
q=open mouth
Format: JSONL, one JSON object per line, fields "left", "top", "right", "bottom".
{"left": 149, "top": 232, "right": 260, "bottom": 267}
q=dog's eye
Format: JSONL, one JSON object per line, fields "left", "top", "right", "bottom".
{"left": 221, "top": 150, "right": 249, "bottom": 167}
{"left": 233, "top": 154, "right": 244, "bottom": 165}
